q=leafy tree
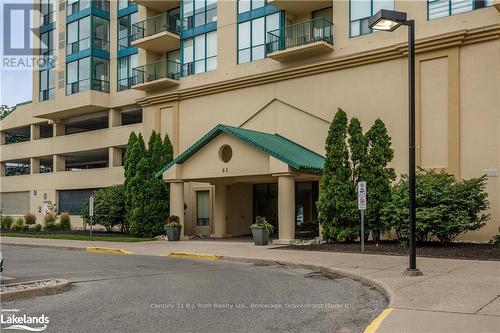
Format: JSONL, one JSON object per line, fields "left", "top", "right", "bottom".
{"left": 123, "top": 132, "right": 145, "bottom": 232}
{"left": 317, "top": 109, "right": 358, "bottom": 241}
{"left": 362, "top": 119, "right": 396, "bottom": 241}
{"left": 382, "top": 169, "right": 489, "bottom": 244}
{"left": 81, "top": 185, "right": 125, "bottom": 232}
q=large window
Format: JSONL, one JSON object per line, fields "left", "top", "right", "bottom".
{"left": 118, "top": 54, "right": 138, "bottom": 91}
{"left": 349, "top": 0, "right": 394, "bottom": 37}
{"left": 58, "top": 189, "right": 98, "bottom": 215}
{"left": 67, "top": 16, "right": 90, "bottom": 54}
{"left": 428, "top": 0, "right": 494, "bottom": 20}
{"left": 39, "top": 68, "right": 55, "bottom": 101}
{"left": 40, "top": 29, "right": 55, "bottom": 57}
{"left": 67, "top": 0, "right": 109, "bottom": 16}
{"left": 93, "top": 16, "right": 109, "bottom": 52}
{"left": 182, "top": 31, "right": 217, "bottom": 76}
{"left": 182, "top": 0, "right": 217, "bottom": 30}
{"left": 118, "top": 12, "right": 138, "bottom": 50}
{"left": 40, "top": 0, "right": 55, "bottom": 25}
{"left": 238, "top": 12, "right": 280, "bottom": 64}
{"left": 66, "top": 57, "right": 109, "bottom": 95}
{"left": 118, "top": 0, "right": 134, "bottom": 11}
{"left": 238, "top": 0, "right": 266, "bottom": 14}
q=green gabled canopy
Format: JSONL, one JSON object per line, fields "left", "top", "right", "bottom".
{"left": 155, "top": 124, "right": 325, "bottom": 178}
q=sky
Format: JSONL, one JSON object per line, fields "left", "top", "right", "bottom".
{"left": 0, "top": 0, "right": 35, "bottom": 107}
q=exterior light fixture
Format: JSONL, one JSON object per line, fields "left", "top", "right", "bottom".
{"left": 369, "top": 9, "right": 422, "bottom": 276}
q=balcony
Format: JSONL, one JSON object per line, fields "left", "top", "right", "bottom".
{"left": 131, "top": 59, "right": 181, "bottom": 91}
{"left": 266, "top": 18, "right": 334, "bottom": 62}
{"left": 267, "top": 0, "right": 332, "bottom": 16}
{"left": 131, "top": 12, "right": 180, "bottom": 54}
{"left": 133, "top": 0, "right": 180, "bottom": 12}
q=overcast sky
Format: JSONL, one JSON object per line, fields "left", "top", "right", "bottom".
{"left": 1, "top": 0, "right": 34, "bottom": 107}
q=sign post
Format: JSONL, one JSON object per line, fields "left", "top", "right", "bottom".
{"left": 89, "top": 196, "right": 94, "bottom": 237}
{"left": 358, "top": 181, "right": 367, "bottom": 253}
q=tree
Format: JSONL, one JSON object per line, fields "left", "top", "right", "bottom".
{"left": 381, "top": 169, "right": 489, "bottom": 244}
{"left": 362, "top": 119, "right": 396, "bottom": 241}
{"left": 317, "top": 109, "right": 358, "bottom": 241}
{"left": 81, "top": 185, "right": 125, "bottom": 232}
{"left": 347, "top": 117, "right": 367, "bottom": 188}
{"left": 123, "top": 132, "right": 145, "bottom": 232}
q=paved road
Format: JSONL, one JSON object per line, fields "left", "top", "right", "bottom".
{"left": 1, "top": 245, "right": 386, "bottom": 333}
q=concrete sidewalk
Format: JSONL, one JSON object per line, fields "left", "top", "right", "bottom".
{"left": 1, "top": 236, "right": 499, "bottom": 333}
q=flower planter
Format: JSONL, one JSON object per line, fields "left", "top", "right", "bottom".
{"left": 165, "top": 225, "right": 182, "bottom": 241}
{"left": 251, "top": 227, "right": 269, "bottom": 246}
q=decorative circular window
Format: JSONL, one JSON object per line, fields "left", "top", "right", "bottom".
{"left": 219, "top": 145, "right": 233, "bottom": 163}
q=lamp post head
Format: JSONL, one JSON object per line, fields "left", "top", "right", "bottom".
{"left": 368, "top": 9, "right": 408, "bottom": 32}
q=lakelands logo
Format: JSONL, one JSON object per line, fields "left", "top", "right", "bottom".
{"left": 0, "top": 309, "right": 49, "bottom": 332}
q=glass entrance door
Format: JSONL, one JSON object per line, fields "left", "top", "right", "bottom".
{"left": 252, "top": 183, "right": 278, "bottom": 234}
{"left": 195, "top": 190, "right": 210, "bottom": 235}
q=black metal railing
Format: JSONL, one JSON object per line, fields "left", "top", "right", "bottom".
{"left": 266, "top": 17, "right": 334, "bottom": 54}
{"left": 131, "top": 12, "right": 180, "bottom": 41}
{"left": 131, "top": 59, "right": 181, "bottom": 85}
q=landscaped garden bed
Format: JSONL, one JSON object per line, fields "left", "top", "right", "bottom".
{"left": 280, "top": 240, "right": 500, "bottom": 261}
{"left": 1, "top": 230, "right": 155, "bottom": 242}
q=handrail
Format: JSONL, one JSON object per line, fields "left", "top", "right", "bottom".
{"left": 131, "top": 12, "right": 181, "bottom": 41}
{"left": 266, "top": 17, "right": 334, "bottom": 54}
{"left": 132, "top": 59, "right": 182, "bottom": 85}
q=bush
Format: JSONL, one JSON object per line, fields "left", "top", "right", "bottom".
{"left": 43, "top": 213, "right": 59, "bottom": 231}
{"left": 24, "top": 213, "right": 36, "bottom": 225}
{"left": 1, "top": 216, "right": 14, "bottom": 230}
{"left": 10, "top": 218, "right": 24, "bottom": 231}
{"left": 382, "top": 169, "right": 490, "bottom": 244}
{"left": 59, "top": 212, "right": 71, "bottom": 230}
{"left": 81, "top": 185, "right": 125, "bottom": 232}
{"left": 31, "top": 224, "right": 42, "bottom": 232}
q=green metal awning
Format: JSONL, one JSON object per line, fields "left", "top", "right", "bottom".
{"left": 155, "top": 124, "right": 325, "bottom": 178}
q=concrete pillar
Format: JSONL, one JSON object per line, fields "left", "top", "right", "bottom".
{"left": 53, "top": 121, "right": 65, "bottom": 136}
{"left": 53, "top": 154, "right": 65, "bottom": 172}
{"left": 0, "top": 131, "right": 5, "bottom": 145}
{"left": 275, "top": 174, "right": 296, "bottom": 245}
{"left": 30, "top": 124, "right": 40, "bottom": 140}
{"left": 109, "top": 108, "right": 121, "bottom": 127}
{"left": 212, "top": 184, "right": 230, "bottom": 238}
{"left": 0, "top": 162, "right": 5, "bottom": 176}
{"left": 30, "top": 157, "right": 40, "bottom": 174}
{"left": 109, "top": 147, "right": 122, "bottom": 167}
{"left": 169, "top": 181, "right": 186, "bottom": 238}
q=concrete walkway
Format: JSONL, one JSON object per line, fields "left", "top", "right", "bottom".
{"left": 1, "top": 236, "right": 499, "bottom": 333}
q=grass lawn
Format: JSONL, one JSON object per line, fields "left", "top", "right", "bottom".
{"left": 1, "top": 231, "right": 155, "bottom": 242}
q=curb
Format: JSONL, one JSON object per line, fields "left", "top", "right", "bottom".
{"left": 0, "top": 279, "right": 71, "bottom": 302}
{"left": 163, "top": 252, "right": 221, "bottom": 261}
{"left": 86, "top": 247, "right": 132, "bottom": 254}
{"left": 363, "top": 307, "right": 394, "bottom": 333}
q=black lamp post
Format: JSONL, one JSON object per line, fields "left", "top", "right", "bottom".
{"left": 368, "top": 9, "right": 422, "bottom": 276}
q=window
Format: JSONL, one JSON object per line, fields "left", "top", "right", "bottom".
{"left": 67, "top": 0, "right": 108, "bottom": 16}
{"left": 238, "top": 0, "right": 265, "bottom": 14}
{"left": 93, "top": 16, "right": 109, "bottom": 52}
{"left": 183, "top": 0, "right": 217, "bottom": 30}
{"left": 67, "top": 16, "right": 90, "bottom": 54}
{"left": 118, "top": 0, "right": 133, "bottom": 10}
{"left": 428, "top": 0, "right": 494, "bottom": 20}
{"left": 349, "top": 0, "right": 394, "bottom": 37}
{"left": 40, "top": 0, "right": 55, "bottom": 25}
{"left": 238, "top": 12, "right": 280, "bottom": 64}
{"left": 40, "top": 29, "right": 54, "bottom": 57}
{"left": 118, "top": 54, "right": 138, "bottom": 91}
{"left": 118, "top": 12, "right": 138, "bottom": 50}
{"left": 58, "top": 189, "right": 98, "bottom": 214}
{"left": 196, "top": 191, "right": 210, "bottom": 226}
{"left": 39, "top": 68, "right": 55, "bottom": 101}
{"left": 66, "top": 57, "right": 109, "bottom": 95}
{"left": 182, "top": 31, "right": 217, "bottom": 76}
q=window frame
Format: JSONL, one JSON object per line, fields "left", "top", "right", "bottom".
{"left": 427, "top": 0, "right": 493, "bottom": 20}
{"left": 182, "top": 31, "right": 217, "bottom": 76}
{"left": 348, "top": 0, "right": 395, "bottom": 38}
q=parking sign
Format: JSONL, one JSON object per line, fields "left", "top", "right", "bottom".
{"left": 358, "top": 181, "right": 367, "bottom": 210}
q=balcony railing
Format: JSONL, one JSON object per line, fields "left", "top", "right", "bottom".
{"left": 131, "top": 12, "right": 181, "bottom": 42}
{"left": 266, "top": 17, "right": 334, "bottom": 54}
{"left": 132, "top": 59, "right": 181, "bottom": 85}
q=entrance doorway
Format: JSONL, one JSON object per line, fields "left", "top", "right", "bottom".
{"left": 252, "top": 183, "right": 278, "bottom": 233}
{"left": 195, "top": 190, "right": 210, "bottom": 235}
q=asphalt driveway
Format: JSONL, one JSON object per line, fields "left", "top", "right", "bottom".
{"left": 1, "top": 245, "right": 387, "bottom": 333}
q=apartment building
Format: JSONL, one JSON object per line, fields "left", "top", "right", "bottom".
{"left": 1, "top": 0, "right": 499, "bottom": 243}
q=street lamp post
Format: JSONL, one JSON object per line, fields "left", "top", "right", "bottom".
{"left": 368, "top": 9, "right": 422, "bottom": 276}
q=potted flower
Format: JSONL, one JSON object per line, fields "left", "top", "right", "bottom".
{"left": 250, "top": 216, "right": 275, "bottom": 246}
{"left": 164, "top": 215, "right": 182, "bottom": 241}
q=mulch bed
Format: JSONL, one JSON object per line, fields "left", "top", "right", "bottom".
{"left": 279, "top": 241, "right": 500, "bottom": 261}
